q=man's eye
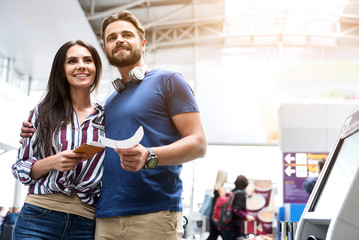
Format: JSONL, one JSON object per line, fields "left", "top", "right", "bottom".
{"left": 108, "top": 36, "right": 116, "bottom": 42}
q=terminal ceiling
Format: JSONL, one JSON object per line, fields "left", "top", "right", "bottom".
{"left": 1, "top": 0, "right": 359, "bottom": 89}
{"left": 2, "top": 0, "right": 359, "bottom": 149}
{"left": 79, "top": 0, "right": 359, "bottom": 50}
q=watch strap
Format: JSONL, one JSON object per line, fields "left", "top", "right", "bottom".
{"left": 146, "top": 147, "right": 155, "bottom": 157}
{"left": 144, "top": 147, "right": 157, "bottom": 169}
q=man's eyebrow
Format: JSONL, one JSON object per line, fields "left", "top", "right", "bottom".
{"left": 106, "top": 30, "right": 136, "bottom": 41}
{"left": 106, "top": 32, "right": 116, "bottom": 38}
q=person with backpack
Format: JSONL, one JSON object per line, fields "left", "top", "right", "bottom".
{"left": 207, "top": 170, "right": 227, "bottom": 240}
{"left": 220, "top": 175, "right": 255, "bottom": 240}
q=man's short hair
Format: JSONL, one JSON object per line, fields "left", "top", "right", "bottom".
{"left": 101, "top": 10, "right": 145, "bottom": 44}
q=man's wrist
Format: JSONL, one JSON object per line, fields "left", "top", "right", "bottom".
{"left": 143, "top": 147, "right": 158, "bottom": 169}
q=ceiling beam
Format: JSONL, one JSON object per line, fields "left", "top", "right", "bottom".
{"left": 80, "top": 0, "right": 359, "bottom": 50}
{"left": 86, "top": 0, "right": 147, "bottom": 20}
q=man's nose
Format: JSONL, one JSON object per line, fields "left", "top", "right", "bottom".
{"left": 116, "top": 36, "right": 125, "bottom": 44}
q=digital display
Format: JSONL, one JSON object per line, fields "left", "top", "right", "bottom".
{"left": 310, "top": 130, "right": 359, "bottom": 217}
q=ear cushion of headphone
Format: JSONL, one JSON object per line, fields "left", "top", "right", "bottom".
{"left": 112, "top": 78, "right": 126, "bottom": 93}
{"left": 129, "top": 65, "right": 148, "bottom": 83}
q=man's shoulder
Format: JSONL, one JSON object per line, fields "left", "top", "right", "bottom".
{"left": 151, "top": 68, "right": 175, "bottom": 74}
{"left": 149, "top": 68, "right": 181, "bottom": 78}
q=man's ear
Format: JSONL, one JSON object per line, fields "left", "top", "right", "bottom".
{"left": 141, "top": 39, "right": 146, "bottom": 54}
{"left": 142, "top": 39, "right": 146, "bottom": 48}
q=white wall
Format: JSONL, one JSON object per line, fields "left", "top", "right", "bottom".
{"left": 0, "top": 82, "right": 36, "bottom": 149}
{"left": 279, "top": 101, "right": 359, "bottom": 152}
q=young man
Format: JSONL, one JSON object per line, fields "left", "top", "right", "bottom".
{"left": 20, "top": 10, "right": 206, "bottom": 240}
{"left": 95, "top": 10, "right": 206, "bottom": 239}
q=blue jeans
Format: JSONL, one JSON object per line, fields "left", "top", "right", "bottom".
{"left": 13, "top": 203, "right": 95, "bottom": 240}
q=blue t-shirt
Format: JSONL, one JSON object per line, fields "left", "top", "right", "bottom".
{"left": 95, "top": 69, "right": 199, "bottom": 217}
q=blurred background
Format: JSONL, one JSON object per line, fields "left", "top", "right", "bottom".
{"left": 1, "top": 0, "right": 359, "bottom": 239}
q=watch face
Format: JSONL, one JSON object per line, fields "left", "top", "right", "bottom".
{"left": 148, "top": 157, "right": 158, "bottom": 169}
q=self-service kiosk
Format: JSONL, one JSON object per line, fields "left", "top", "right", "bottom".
{"left": 295, "top": 107, "right": 359, "bottom": 240}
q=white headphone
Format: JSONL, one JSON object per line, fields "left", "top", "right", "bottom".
{"left": 112, "top": 65, "right": 149, "bottom": 93}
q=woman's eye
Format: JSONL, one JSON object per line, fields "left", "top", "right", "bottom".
{"left": 68, "top": 59, "right": 76, "bottom": 64}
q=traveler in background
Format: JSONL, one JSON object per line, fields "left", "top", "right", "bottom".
{"left": 207, "top": 170, "right": 227, "bottom": 240}
{"left": 0, "top": 206, "right": 5, "bottom": 237}
{"left": 0, "top": 206, "right": 5, "bottom": 224}
{"left": 2, "top": 207, "right": 18, "bottom": 226}
{"left": 222, "top": 175, "right": 255, "bottom": 240}
{"left": 0, "top": 207, "right": 19, "bottom": 240}
{"left": 303, "top": 158, "right": 326, "bottom": 195}
{"left": 13, "top": 40, "right": 105, "bottom": 239}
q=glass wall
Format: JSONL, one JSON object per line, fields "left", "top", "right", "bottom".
{"left": 0, "top": 54, "right": 31, "bottom": 95}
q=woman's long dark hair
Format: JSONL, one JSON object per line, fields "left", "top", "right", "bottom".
{"left": 37, "top": 40, "right": 102, "bottom": 156}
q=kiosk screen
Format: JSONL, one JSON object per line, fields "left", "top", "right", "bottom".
{"left": 310, "top": 130, "right": 359, "bottom": 217}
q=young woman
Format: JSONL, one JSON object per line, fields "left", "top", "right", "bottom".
{"left": 12, "top": 40, "right": 105, "bottom": 239}
{"left": 222, "top": 175, "right": 255, "bottom": 240}
{"left": 207, "top": 170, "right": 227, "bottom": 240}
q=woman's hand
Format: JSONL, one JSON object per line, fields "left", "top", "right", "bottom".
{"left": 30, "top": 150, "right": 85, "bottom": 179}
{"left": 51, "top": 150, "right": 85, "bottom": 172}
{"left": 246, "top": 214, "right": 256, "bottom": 222}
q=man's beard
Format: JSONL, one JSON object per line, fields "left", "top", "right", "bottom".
{"left": 107, "top": 47, "right": 142, "bottom": 68}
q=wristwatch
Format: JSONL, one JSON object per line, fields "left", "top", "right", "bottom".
{"left": 144, "top": 148, "right": 158, "bottom": 169}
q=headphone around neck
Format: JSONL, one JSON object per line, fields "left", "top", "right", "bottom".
{"left": 112, "top": 65, "right": 149, "bottom": 93}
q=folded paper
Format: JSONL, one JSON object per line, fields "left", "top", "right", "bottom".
{"left": 74, "top": 126, "right": 144, "bottom": 160}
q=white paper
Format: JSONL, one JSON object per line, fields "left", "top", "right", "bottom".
{"left": 99, "top": 126, "right": 144, "bottom": 149}
{"left": 86, "top": 141, "right": 105, "bottom": 148}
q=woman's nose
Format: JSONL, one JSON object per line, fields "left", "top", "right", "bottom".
{"left": 77, "top": 61, "right": 86, "bottom": 70}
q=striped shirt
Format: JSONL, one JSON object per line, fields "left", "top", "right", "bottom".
{"left": 12, "top": 103, "right": 105, "bottom": 206}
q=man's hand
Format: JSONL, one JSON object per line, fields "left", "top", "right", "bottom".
{"left": 114, "top": 144, "right": 148, "bottom": 172}
{"left": 19, "top": 120, "right": 35, "bottom": 144}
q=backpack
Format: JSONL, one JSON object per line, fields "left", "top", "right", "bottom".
{"left": 211, "top": 190, "right": 242, "bottom": 228}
